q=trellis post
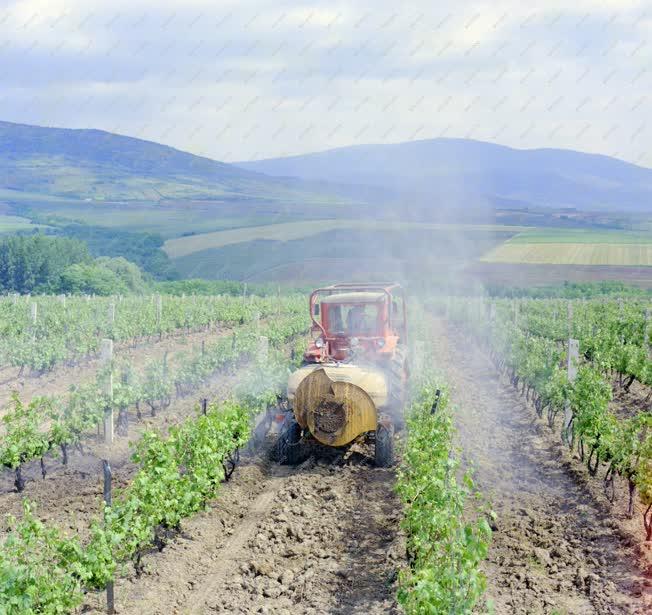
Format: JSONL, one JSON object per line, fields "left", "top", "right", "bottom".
{"left": 102, "top": 460, "right": 114, "bottom": 613}
{"left": 258, "top": 336, "right": 269, "bottom": 361}
{"left": 101, "top": 339, "right": 114, "bottom": 445}
{"left": 562, "top": 338, "right": 579, "bottom": 445}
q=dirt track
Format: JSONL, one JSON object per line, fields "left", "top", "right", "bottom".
{"left": 84, "top": 449, "right": 403, "bottom": 614}
{"left": 432, "top": 317, "right": 651, "bottom": 614}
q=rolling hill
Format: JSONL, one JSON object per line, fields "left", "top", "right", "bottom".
{"left": 0, "top": 120, "right": 346, "bottom": 204}
{"left": 237, "top": 138, "right": 652, "bottom": 213}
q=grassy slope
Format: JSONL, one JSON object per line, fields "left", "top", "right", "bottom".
{"left": 0, "top": 121, "right": 348, "bottom": 204}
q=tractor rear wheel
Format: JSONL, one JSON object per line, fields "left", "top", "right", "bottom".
{"left": 276, "top": 416, "right": 302, "bottom": 465}
{"left": 375, "top": 422, "right": 394, "bottom": 467}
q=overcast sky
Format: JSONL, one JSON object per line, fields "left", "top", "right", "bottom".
{"left": 1, "top": 0, "right": 650, "bottom": 165}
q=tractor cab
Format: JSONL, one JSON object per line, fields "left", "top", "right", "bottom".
{"left": 304, "top": 283, "right": 407, "bottom": 364}
{"left": 279, "top": 282, "right": 409, "bottom": 467}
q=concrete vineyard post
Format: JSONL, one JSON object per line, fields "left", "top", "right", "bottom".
{"left": 101, "top": 339, "right": 114, "bottom": 445}
{"left": 254, "top": 310, "right": 260, "bottom": 332}
{"left": 562, "top": 338, "right": 579, "bottom": 446}
{"left": 567, "top": 301, "right": 573, "bottom": 339}
{"left": 617, "top": 298, "right": 625, "bottom": 343}
{"left": 646, "top": 308, "right": 651, "bottom": 358}
{"left": 414, "top": 341, "right": 425, "bottom": 376}
{"left": 258, "top": 336, "right": 269, "bottom": 361}
{"left": 108, "top": 302, "right": 115, "bottom": 325}
{"left": 30, "top": 302, "right": 38, "bottom": 342}
{"left": 156, "top": 295, "right": 162, "bottom": 327}
{"left": 103, "top": 459, "right": 115, "bottom": 614}
{"left": 242, "top": 283, "right": 247, "bottom": 305}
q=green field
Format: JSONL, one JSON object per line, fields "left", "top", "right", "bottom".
{"left": 507, "top": 228, "right": 652, "bottom": 244}
{"left": 483, "top": 243, "right": 652, "bottom": 265}
{"left": 0, "top": 214, "right": 48, "bottom": 234}
{"left": 482, "top": 227, "right": 652, "bottom": 266}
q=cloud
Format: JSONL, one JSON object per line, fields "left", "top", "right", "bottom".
{"left": 0, "top": 0, "right": 650, "bottom": 167}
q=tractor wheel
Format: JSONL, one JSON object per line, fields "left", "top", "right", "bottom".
{"left": 375, "top": 423, "right": 395, "bottom": 467}
{"left": 276, "top": 417, "right": 302, "bottom": 465}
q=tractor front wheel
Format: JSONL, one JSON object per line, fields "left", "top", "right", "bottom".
{"left": 374, "top": 422, "right": 395, "bottom": 467}
{"left": 276, "top": 416, "right": 303, "bottom": 465}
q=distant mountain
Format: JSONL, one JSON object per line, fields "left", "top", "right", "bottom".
{"left": 237, "top": 139, "right": 652, "bottom": 212}
{"left": 0, "top": 121, "right": 343, "bottom": 203}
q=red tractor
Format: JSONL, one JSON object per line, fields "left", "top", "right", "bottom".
{"left": 280, "top": 283, "right": 409, "bottom": 466}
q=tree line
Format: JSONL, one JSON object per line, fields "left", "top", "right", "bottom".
{"left": 0, "top": 235, "right": 147, "bottom": 295}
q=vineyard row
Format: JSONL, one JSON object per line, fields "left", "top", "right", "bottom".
{"left": 439, "top": 296, "right": 652, "bottom": 540}
{"left": 1, "top": 308, "right": 310, "bottom": 493}
{"left": 0, "top": 293, "right": 304, "bottom": 372}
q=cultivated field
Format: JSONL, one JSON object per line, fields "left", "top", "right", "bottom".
{"left": 482, "top": 228, "right": 652, "bottom": 266}
{"left": 483, "top": 242, "right": 652, "bottom": 265}
{"left": 2, "top": 291, "right": 652, "bottom": 614}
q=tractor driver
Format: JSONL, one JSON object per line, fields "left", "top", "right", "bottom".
{"left": 347, "top": 305, "right": 369, "bottom": 334}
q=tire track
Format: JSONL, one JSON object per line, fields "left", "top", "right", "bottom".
{"left": 88, "top": 450, "right": 402, "bottom": 614}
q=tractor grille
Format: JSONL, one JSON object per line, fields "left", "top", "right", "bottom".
{"left": 314, "top": 397, "right": 346, "bottom": 434}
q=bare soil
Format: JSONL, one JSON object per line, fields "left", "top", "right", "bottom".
{"left": 432, "top": 316, "right": 652, "bottom": 614}
{"left": 83, "top": 447, "right": 403, "bottom": 614}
